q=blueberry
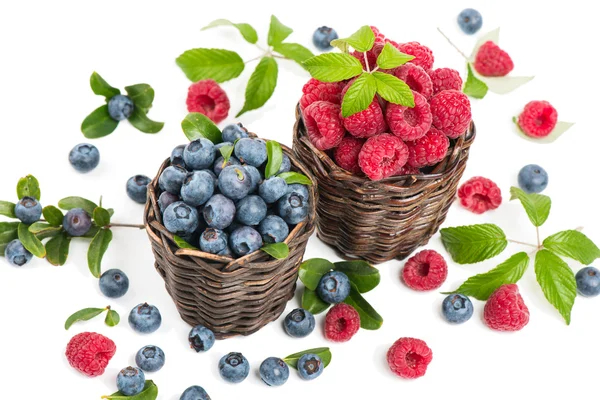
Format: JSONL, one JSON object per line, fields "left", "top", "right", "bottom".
{"left": 312, "top": 26, "right": 338, "bottom": 51}
{"left": 259, "top": 357, "right": 289, "bottom": 386}
{"left": 99, "top": 269, "right": 129, "bottom": 298}
{"left": 171, "top": 144, "right": 186, "bottom": 162}
{"left": 188, "top": 324, "right": 215, "bottom": 352}
{"left": 258, "top": 215, "right": 289, "bottom": 244}
{"left": 297, "top": 353, "right": 324, "bottom": 380}
{"left": 127, "top": 175, "right": 151, "bottom": 204}
{"left": 180, "top": 386, "right": 211, "bottom": 400}
{"left": 222, "top": 123, "right": 249, "bottom": 143}
{"left": 203, "top": 194, "right": 236, "bottom": 230}
{"left": 213, "top": 156, "right": 241, "bottom": 177}
{"left": 259, "top": 177, "right": 288, "bottom": 204}
{"left": 135, "top": 345, "right": 165, "bottom": 372}
{"left": 184, "top": 139, "right": 215, "bottom": 170}
{"left": 457, "top": 8, "right": 483, "bottom": 35}
{"left": 242, "top": 165, "right": 262, "bottom": 193}
{"left": 159, "top": 166, "right": 187, "bottom": 195}
{"left": 108, "top": 95, "right": 134, "bottom": 121}
{"left": 158, "top": 191, "right": 180, "bottom": 214}
{"left": 235, "top": 195, "right": 267, "bottom": 226}
{"left": 518, "top": 164, "right": 548, "bottom": 194}
{"left": 317, "top": 271, "right": 350, "bottom": 304}
{"left": 205, "top": 169, "right": 218, "bottom": 185}
{"left": 69, "top": 143, "right": 100, "bottom": 173}
{"left": 4, "top": 239, "right": 32, "bottom": 267}
{"left": 286, "top": 183, "right": 310, "bottom": 200}
{"left": 277, "top": 154, "right": 291, "bottom": 174}
{"left": 442, "top": 294, "right": 474, "bottom": 324}
{"left": 129, "top": 303, "right": 162, "bottom": 334}
{"left": 116, "top": 366, "right": 145, "bottom": 396}
{"left": 63, "top": 208, "right": 92, "bottom": 237}
{"left": 277, "top": 192, "right": 309, "bottom": 225}
{"left": 181, "top": 171, "right": 214, "bottom": 207}
{"left": 218, "top": 165, "right": 252, "bottom": 200}
{"left": 218, "top": 246, "right": 233, "bottom": 257}
{"left": 200, "top": 228, "right": 228, "bottom": 254}
{"left": 234, "top": 138, "right": 267, "bottom": 167}
{"left": 14, "top": 197, "right": 42, "bottom": 224}
{"left": 219, "top": 352, "right": 250, "bottom": 383}
{"left": 283, "top": 308, "right": 315, "bottom": 338}
{"left": 163, "top": 201, "right": 199, "bottom": 236}
{"left": 229, "top": 226, "right": 263, "bottom": 257}
{"left": 576, "top": 267, "right": 600, "bottom": 297}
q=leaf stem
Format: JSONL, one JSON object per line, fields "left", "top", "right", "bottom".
{"left": 371, "top": 66, "right": 380, "bottom": 73}
{"left": 507, "top": 239, "right": 538, "bottom": 248}
{"left": 107, "top": 223, "right": 145, "bottom": 229}
{"left": 244, "top": 55, "right": 262, "bottom": 64}
{"left": 363, "top": 52, "right": 370, "bottom": 73}
{"left": 536, "top": 226, "right": 541, "bottom": 248}
{"left": 436, "top": 27, "right": 469, "bottom": 60}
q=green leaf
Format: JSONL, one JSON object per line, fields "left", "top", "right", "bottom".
{"left": 535, "top": 249, "right": 577, "bottom": 325}
{"left": 18, "top": 223, "right": 45, "bottom": 258}
{"left": 93, "top": 207, "right": 111, "bottom": 227}
{"left": 87, "top": 229, "right": 112, "bottom": 278}
{"left": 302, "top": 288, "right": 330, "bottom": 315}
{"left": 277, "top": 172, "right": 312, "bottom": 185}
{"left": 45, "top": 232, "right": 71, "bottom": 266}
{"left": 273, "top": 42, "right": 314, "bottom": 67}
{"left": 261, "top": 243, "right": 289, "bottom": 259}
{"left": 237, "top": 57, "right": 278, "bottom": 117}
{"left": 64, "top": 307, "right": 106, "bottom": 330}
{"left": 283, "top": 347, "right": 332, "bottom": 369}
{"left": 105, "top": 309, "right": 120, "bottom": 327}
{"left": 299, "top": 258, "right": 334, "bottom": 290}
{"left": 372, "top": 72, "right": 414, "bottom": 107}
{"left": 125, "top": 84, "right": 154, "bottom": 109}
{"left": 543, "top": 230, "right": 600, "bottom": 265}
{"left": 128, "top": 107, "right": 164, "bottom": 134}
{"left": 219, "top": 144, "right": 234, "bottom": 164}
{"left": 509, "top": 187, "right": 551, "bottom": 227}
{"left": 514, "top": 120, "right": 575, "bottom": 144}
{"left": 333, "top": 261, "right": 380, "bottom": 293}
{"left": 0, "top": 222, "right": 20, "bottom": 255}
{"left": 448, "top": 252, "right": 530, "bottom": 300}
{"left": 103, "top": 380, "right": 158, "bottom": 400}
{"left": 17, "top": 175, "right": 41, "bottom": 201}
{"left": 463, "top": 63, "right": 488, "bottom": 99}
{"left": 181, "top": 112, "right": 222, "bottom": 143}
{"left": 0, "top": 201, "right": 16, "bottom": 218}
{"left": 202, "top": 19, "right": 258, "bottom": 44}
{"left": 58, "top": 197, "right": 97, "bottom": 215}
{"left": 176, "top": 48, "right": 245, "bottom": 83}
{"left": 440, "top": 224, "right": 508, "bottom": 264}
{"left": 82, "top": 225, "right": 100, "bottom": 239}
{"left": 481, "top": 75, "right": 534, "bottom": 95}
{"left": 28, "top": 222, "right": 60, "bottom": 235}
{"left": 343, "top": 283, "right": 383, "bottom": 330}
{"left": 265, "top": 141, "right": 283, "bottom": 179}
{"left": 90, "top": 72, "right": 120, "bottom": 99}
{"left": 107, "top": 208, "right": 115, "bottom": 217}
{"left": 81, "top": 105, "right": 119, "bottom": 139}
{"left": 341, "top": 73, "right": 377, "bottom": 118}
{"left": 267, "top": 15, "right": 293, "bottom": 46}
{"left": 42, "top": 206, "right": 64, "bottom": 227}
{"left": 173, "top": 235, "right": 199, "bottom": 250}
{"left": 330, "top": 25, "right": 375, "bottom": 52}
{"left": 376, "top": 42, "right": 415, "bottom": 69}
{"left": 302, "top": 53, "right": 363, "bottom": 82}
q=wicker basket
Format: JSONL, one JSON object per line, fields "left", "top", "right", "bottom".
{"left": 143, "top": 141, "right": 317, "bottom": 339}
{"left": 292, "top": 105, "right": 475, "bottom": 264}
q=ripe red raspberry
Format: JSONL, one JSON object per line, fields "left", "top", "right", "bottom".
{"left": 396, "top": 165, "right": 421, "bottom": 176}
{"left": 334, "top": 136, "right": 365, "bottom": 174}
{"left": 369, "top": 25, "right": 386, "bottom": 42}
{"left": 474, "top": 41, "right": 514, "bottom": 77}
{"left": 299, "top": 78, "right": 343, "bottom": 110}
{"left": 325, "top": 303, "right": 361, "bottom": 342}
{"left": 430, "top": 90, "right": 472, "bottom": 138}
{"left": 516, "top": 100, "right": 558, "bottom": 138}
{"left": 65, "top": 332, "right": 116, "bottom": 377}
{"left": 394, "top": 63, "right": 433, "bottom": 99}
{"left": 402, "top": 249, "right": 448, "bottom": 291}
{"left": 386, "top": 91, "right": 432, "bottom": 141}
{"left": 406, "top": 127, "right": 450, "bottom": 168}
{"left": 484, "top": 284, "right": 530, "bottom": 331}
{"left": 428, "top": 68, "right": 463, "bottom": 95}
{"left": 303, "top": 101, "right": 345, "bottom": 150}
{"left": 458, "top": 177, "right": 502, "bottom": 214}
{"left": 396, "top": 42, "right": 434, "bottom": 70}
{"left": 340, "top": 81, "right": 387, "bottom": 138}
{"left": 387, "top": 337, "right": 433, "bottom": 379}
{"left": 186, "top": 79, "right": 230, "bottom": 124}
{"left": 358, "top": 133, "right": 409, "bottom": 180}
{"left": 351, "top": 50, "right": 378, "bottom": 71}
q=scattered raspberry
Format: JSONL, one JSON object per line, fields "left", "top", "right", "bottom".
{"left": 430, "top": 90, "right": 472, "bottom": 138}
{"left": 406, "top": 127, "right": 449, "bottom": 168}
{"left": 396, "top": 165, "right": 421, "bottom": 176}
{"left": 396, "top": 42, "right": 434, "bottom": 70}
{"left": 394, "top": 63, "right": 433, "bottom": 99}
{"left": 484, "top": 284, "right": 530, "bottom": 331}
{"left": 186, "top": 79, "right": 230, "bottom": 124}
{"left": 428, "top": 68, "right": 463, "bottom": 95}
{"left": 402, "top": 250, "right": 448, "bottom": 291}
{"left": 334, "top": 136, "right": 365, "bottom": 174}
{"left": 299, "top": 78, "right": 343, "bottom": 110}
{"left": 325, "top": 303, "right": 361, "bottom": 342}
{"left": 458, "top": 177, "right": 502, "bottom": 214}
{"left": 387, "top": 337, "right": 433, "bottom": 379}
{"left": 358, "top": 134, "right": 409, "bottom": 180}
{"left": 303, "top": 101, "right": 345, "bottom": 150}
{"left": 341, "top": 80, "right": 387, "bottom": 138}
{"left": 473, "top": 41, "right": 514, "bottom": 77}
{"left": 65, "top": 332, "right": 116, "bottom": 377}
{"left": 516, "top": 100, "right": 558, "bottom": 138}
{"left": 386, "top": 91, "right": 432, "bottom": 141}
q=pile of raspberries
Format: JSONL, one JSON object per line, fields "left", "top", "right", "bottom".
{"left": 300, "top": 26, "right": 472, "bottom": 181}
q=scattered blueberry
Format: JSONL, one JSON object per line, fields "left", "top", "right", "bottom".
{"left": 218, "top": 165, "right": 252, "bottom": 200}
{"left": 219, "top": 352, "right": 250, "bottom": 383}
{"left": 317, "top": 271, "right": 350, "bottom": 304}
{"left": 180, "top": 386, "right": 211, "bottom": 400}
{"left": 259, "top": 177, "right": 288, "bottom": 204}
{"left": 171, "top": 144, "right": 186, "bottom": 162}
{"left": 457, "top": 8, "right": 483, "bottom": 35}
{"left": 312, "top": 26, "right": 338, "bottom": 51}
{"left": 135, "top": 345, "right": 165, "bottom": 372}
{"left": 242, "top": 165, "right": 262, "bottom": 193}
{"left": 203, "top": 194, "right": 236, "bottom": 230}
{"left": 69, "top": 143, "right": 100, "bottom": 173}
{"left": 14, "top": 197, "right": 42, "bottom": 224}
{"left": 159, "top": 165, "right": 188, "bottom": 195}
{"left": 4, "top": 239, "right": 32, "bottom": 267}
{"left": 277, "top": 154, "right": 291, "bottom": 174}
{"left": 158, "top": 191, "right": 180, "bottom": 213}
{"left": 188, "top": 325, "right": 215, "bottom": 352}
{"left": 163, "top": 201, "right": 199, "bottom": 236}
{"left": 116, "top": 366, "right": 145, "bottom": 396}
{"left": 576, "top": 267, "right": 600, "bottom": 297}
{"left": 259, "top": 357, "right": 289, "bottom": 386}
{"left": 229, "top": 226, "right": 263, "bottom": 257}
{"left": 127, "top": 175, "right": 151, "bottom": 204}
{"left": 222, "top": 123, "right": 249, "bottom": 143}
{"left": 108, "top": 95, "right": 134, "bottom": 121}
{"left": 181, "top": 171, "right": 215, "bottom": 207}
{"left": 234, "top": 138, "right": 267, "bottom": 167}
{"left": 129, "top": 303, "right": 162, "bottom": 334}
{"left": 283, "top": 308, "right": 315, "bottom": 338}
{"left": 99, "top": 268, "right": 129, "bottom": 298}
{"left": 184, "top": 138, "right": 215, "bottom": 170}
{"left": 235, "top": 195, "right": 267, "bottom": 226}
{"left": 297, "top": 353, "right": 324, "bottom": 380}
{"left": 213, "top": 156, "right": 241, "bottom": 177}
{"left": 442, "top": 294, "right": 474, "bottom": 324}
{"left": 259, "top": 215, "right": 289, "bottom": 244}
{"left": 200, "top": 228, "right": 228, "bottom": 254}
{"left": 277, "top": 192, "right": 309, "bottom": 225}
{"left": 518, "top": 164, "right": 548, "bottom": 194}
{"left": 63, "top": 208, "right": 92, "bottom": 237}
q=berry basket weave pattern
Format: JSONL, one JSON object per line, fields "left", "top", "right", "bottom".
{"left": 292, "top": 105, "right": 475, "bottom": 264}
{"left": 143, "top": 141, "right": 317, "bottom": 339}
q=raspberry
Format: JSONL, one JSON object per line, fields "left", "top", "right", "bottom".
{"left": 396, "top": 42, "right": 434, "bottom": 70}
{"left": 299, "top": 78, "right": 343, "bottom": 110}
{"left": 516, "top": 100, "right": 558, "bottom": 138}
{"left": 484, "top": 284, "right": 530, "bottom": 331}
{"left": 65, "top": 332, "right": 116, "bottom": 377}
{"left": 358, "top": 134, "right": 409, "bottom": 180}
{"left": 303, "top": 101, "right": 345, "bottom": 150}
{"left": 334, "top": 136, "right": 365, "bottom": 174}
{"left": 325, "top": 303, "right": 361, "bottom": 342}
{"left": 430, "top": 90, "right": 472, "bottom": 138}
{"left": 340, "top": 80, "right": 387, "bottom": 138}
{"left": 458, "top": 177, "right": 502, "bottom": 214}
{"left": 396, "top": 165, "right": 421, "bottom": 176}
{"left": 186, "top": 79, "right": 230, "bottom": 124}
{"left": 428, "top": 68, "right": 463, "bottom": 95}
{"left": 351, "top": 50, "right": 378, "bottom": 71}
{"left": 387, "top": 337, "right": 433, "bottom": 379}
{"left": 369, "top": 25, "right": 386, "bottom": 42}
{"left": 402, "top": 249, "right": 448, "bottom": 291}
{"left": 394, "top": 63, "right": 433, "bottom": 99}
{"left": 386, "top": 91, "right": 432, "bottom": 141}
{"left": 473, "top": 41, "right": 514, "bottom": 77}
{"left": 406, "top": 127, "right": 450, "bottom": 168}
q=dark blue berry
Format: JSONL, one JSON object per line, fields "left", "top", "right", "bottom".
{"left": 242, "top": 165, "right": 263, "bottom": 193}
{"left": 222, "top": 123, "right": 249, "bottom": 143}
{"left": 218, "top": 246, "right": 233, "bottom": 257}
{"left": 69, "top": 143, "right": 100, "bottom": 173}
{"left": 14, "top": 197, "right": 42, "bottom": 224}
{"left": 518, "top": 164, "right": 548, "bottom": 194}
{"left": 258, "top": 215, "right": 289, "bottom": 244}
{"left": 200, "top": 228, "right": 228, "bottom": 254}
{"left": 159, "top": 166, "right": 187, "bottom": 195}
{"left": 259, "top": 357, "right": 289, "bottom": 386}
{"left": 235, "top": 195, "right": 267, "bottom": 226}
{"left": 181, "top": 171, "right": 214, "bottom": 207}
{"left": 127, "top": 175, "right": 151, "bottom": 204}
{"left": 218, "top": 165, "right": 252, "bottom": 200}
{"left": 234, "top": 138, "right": 267, "bottom": 167}
{"left": 116, "top": 366, "right": 145, "bottom": 396}
{"left": 442, "top": 294, "right": 474, "bottom": 324}
{"left": 213, "top": 156, "right": 241, "bottom": 177}
{"left": 63, "top": 208, "right": 92, "bottom": 237}
{"left": 99, "top": 268, "right": 129, "bottom": 298}
{"left": 283, "top": 308, "right": 315, "bottom": 338}
{"left": 259, "top": 177, "right": 288, "bottom": 204}
{"left": 184, "top": 138, "right": 215, "bottom": 170}
{"left": 229, "top": 226, "right": 263, "bottom": 257}
{"left": 188, "top": 325, "right": 215, "bottom": 352}
{"left": 277, "top": 154, "right": 291, "bottom": 174}
{"left": 277, "top": 192, "right": 309, "bottom": 225}
{"left": 180, "top": 386, "right": 210, "bottom": 400}
{"left": 163, "top": 201, "right": 199, "bottom": 236}
{"left": 203, "top": 194, "right": 236, "bottom": 230}
{"left": 312, "top": 26, "right": 338, "bottom": 51}
{"left": 108, "top": 95, "right": 134, "bottom": 121}
{"left": 4, "top": 239, "right": 32, "bottom": 267}
{"left": 135, "top": 345, "right": 165, "bottom": 372}
{"left": 171, "top": 144, "right": 186, "bottom": 162}
{"left": 317, "top": 271, "right": 350, "bottom": 304}
{"left": 457, "top": 8, "right": 483, "bottom": 35}
{"left": 128, "top": 303, "right": 162, "bottom": 334}
{"left": 297, "top": 353, "right": 323, "bottom": 380}
{"left": 576, "top": 267, "right": 600, "bottom": 297}
{"left": 158, "top": 191, "right": 179, "bottom": 214}
{"left": 287, "top": 183, "right": 309, "bottom": 200}
{"left": 219, "top": 352, "right": 250, "bottom": 383}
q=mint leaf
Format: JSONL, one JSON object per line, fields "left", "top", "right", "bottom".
{"left": 273, "top": 42, "right": 314, "bottom": 68}
{"left": 267, "top": 15, "right": 293, "bottom": 46}
{"left": 302, "top": 53, "right": 363, "bottom": 82}
{"left": 103, "top": 380, "right": 158, "bottom": 400}
{"left": 284, "top": 347, "right": 332, "bottom": 369}
{"left": 0, "top": 201, "right": 16, "bottom": 218}
{"left": 440, "top": 224, "right": 507, "bottom": 264}
{"left": 509, "top": 187, "right": 551, "bottom": 227}
{"left": 176, "top": 48, "right": 244, "bottom": 83}
{"left": 218, "top": 144, "right": 234, "bottom": 164}
{"left": 42, "top": 206, "right": 64, "bottom": 227}
{"left": 333, "top": 261, "right": 380, "bottom": 293}
{"left": 330, "top": 25, "right": 375, "bottom": 52}
{"left": 543, "top": 230, "right": 600, "bottom": 265}
{"left": 128, "top": 107, "right": 164, "bottom": 134}
{"left": 17, "top": 175, "right": 41, "bottom": 201}
{"left": 45, "top": 232, "right": 71, "bottom": 266}
{"left": 265, "top": 141, "right": 283, "bottom": 179}
{"left": 341, "top": 73, "right": 377, "bottom": 118}
{"left": 277, "top": 172, "right": 312, "bottom": 185}
{"left": 261, "top": 243, "right": 289, "bottom": 259}
{"left": 173, "top": 235, "right": 199, "bottom": 250}
{"left": 237, "top": 57, "right": 278, "bottom": 117}
{"left": 105, "top": 309, "right": 120, "bottom": 327}
{"left": 302, "top": 288, "right": 330, "bottom": 315}
{"left": 18, "top": 222, "right": 46, "bottom": 258}
{"left": 93, "top": 207, "right": 111, "bottom": 227}
{"left": 125, "top": 84, "right": 154, "bottom": 109}
{"left": 64, "top": 307, "right": 106, "bottom": 330}
{"left": 535, "top": 249, "right": 577, "bottom": 325}
{"left": 58, "top": 197, "right": 97, "bottom": 215}
{"left": 201, "top": 19, "right": 258, "bottom": 44}
{"left": 0, "top": 222, "right": 20, "bottom": 255}
{"left": 181, "top": 113, "right": 222, "bottom": 143}
{"left": 88, "top": 228, "right": 112, "bottom": 278}
{"left": 299, "top": 258, "right": 334, "bottom": 290}
{"left": 463, "top": 63, "right": 488, "bottom": 99}
{"left": 376, "top": 43, "right": 414, "bottom": 69}
{"left": 90, "top": 72, "right": 120, "bottom": 99}
{"left": 344, "top": 283, "right": 383, "bottom": 330}
{"left": 81, "top": 105, "right": 119, "bottom": 139}
{"left": 372, "top": 72, "right": 414, "bottom": 107}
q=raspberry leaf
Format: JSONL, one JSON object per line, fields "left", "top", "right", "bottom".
{"left": 372, "top": 72, "right": 414, "bottom": 107}
{"left": 105, "top": 308, "right": 120, "bottom": 327}
{"left": 128, "top": 107, "right": 164, "bottom": 134}
{"left": 93, "top": 207, "right": 111, "bottom": 228}
{"left": 299, "top": 258, "right": 334, "bottom": 290}
{"left": 81, "top": 105, "right": 119, "bottom": 139}
{"left": 103, "top": 380, "right": 158, "bottom": 400}
{"left": 201, "top": 19, "right": 258, "bottom": 44}
{"left": 0, "top": 222, "right": 20, "bottom": 255}
{"left": 514, "top": 120, "right": 575, "bottom": 144}
{"left": 543, "top": 230, "right": 600, "bottom": 265}
{"left": 481, "top": 75, "right": 534, "bottom": 95}
{"left": 341, "top": 73, "right": 377, "bottom": 117}
{"left": 176, "top": 48, "right": 245, "bottom": 83}
{"left": 283, "top": 347, "right": 332, "bottom": 369}
{"left": 535, "top": 249, "right": 577, "bottom": 325}
{"left": 58, "top": 197, "right": 98, "bottom": 216}
{"left": 509, "top": 187, "right": 551, "bottom": 227}
{"left": 343, "top": 283, "right": 383, "bottom": 330}
{"left": 333, "top": 261, "right": 380, "bottom": 293}
{"left": 237, "top": 57, "right": 278, "bottom": 117}
{"left": 124, "top": 84, "right": 155, "bottom": 109}
{"left": 277, "top": 172, "right": 312, "bottom": 185}
{"left": 87, "top": 228, "right": 112, "bottom": 278}
{"left": 45, "top": 232, "right": 71, "bottom": 266}
{"left": 376, "top": 43, "right": 415, "bottom": 70}
{"left": 18, "top": 222, "right": 46, "bottom": 258}
{"left": 301, "top": 288, "right": 330, "bottom": 315}
{"left": 261, "top": 243, "right": 289, "bottom": 259}
{"left": 440, "top": 224, "right": 508, "bottom": 264}
{"left": 265, "top": 141, "right": 283, "bottom": 179}
{"left": 302, "top": 53, "right": 363, "bottom": 82}
{"left": 17, "top": 174, "right": 41, "bottom": 201}
{"left": 90, "top": 72, "right": 120, "bottom": 99}
{"left": 181, "top": 112, "right": 222, "bottom": 143}
{"left": 273, "top": 42, "right": 314, "bottom": 68}
{"left": 42, "top": 205, "right": 64, "bottom": 227}
{"left": 463, "top": 63, "right": 488, "bottom": 99}
{"left": 267, "top": 15, "right": 293, "bottom": 46}
{"left": 64, "top": 307, "right": 106, "bottom": 330}
{"left": 173, "top": 235, "right": 199, "bottom": 250}
{"left": 330, "top": 25, "right": 375, "bottom": 53}
{"left": 0, "top": 201, "right": 16, "bottom": 218}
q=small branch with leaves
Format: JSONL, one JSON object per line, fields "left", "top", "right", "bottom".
{"left": 65, "top": 305, "right": 120, "bottom": 330}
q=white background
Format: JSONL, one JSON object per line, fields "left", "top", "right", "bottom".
{"left": 0, "top": 1, "right": 598, "bottom": 399}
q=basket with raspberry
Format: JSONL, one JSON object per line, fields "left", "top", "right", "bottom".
{"left": 293, "top": 26, "right": 475, "bottom": 263}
